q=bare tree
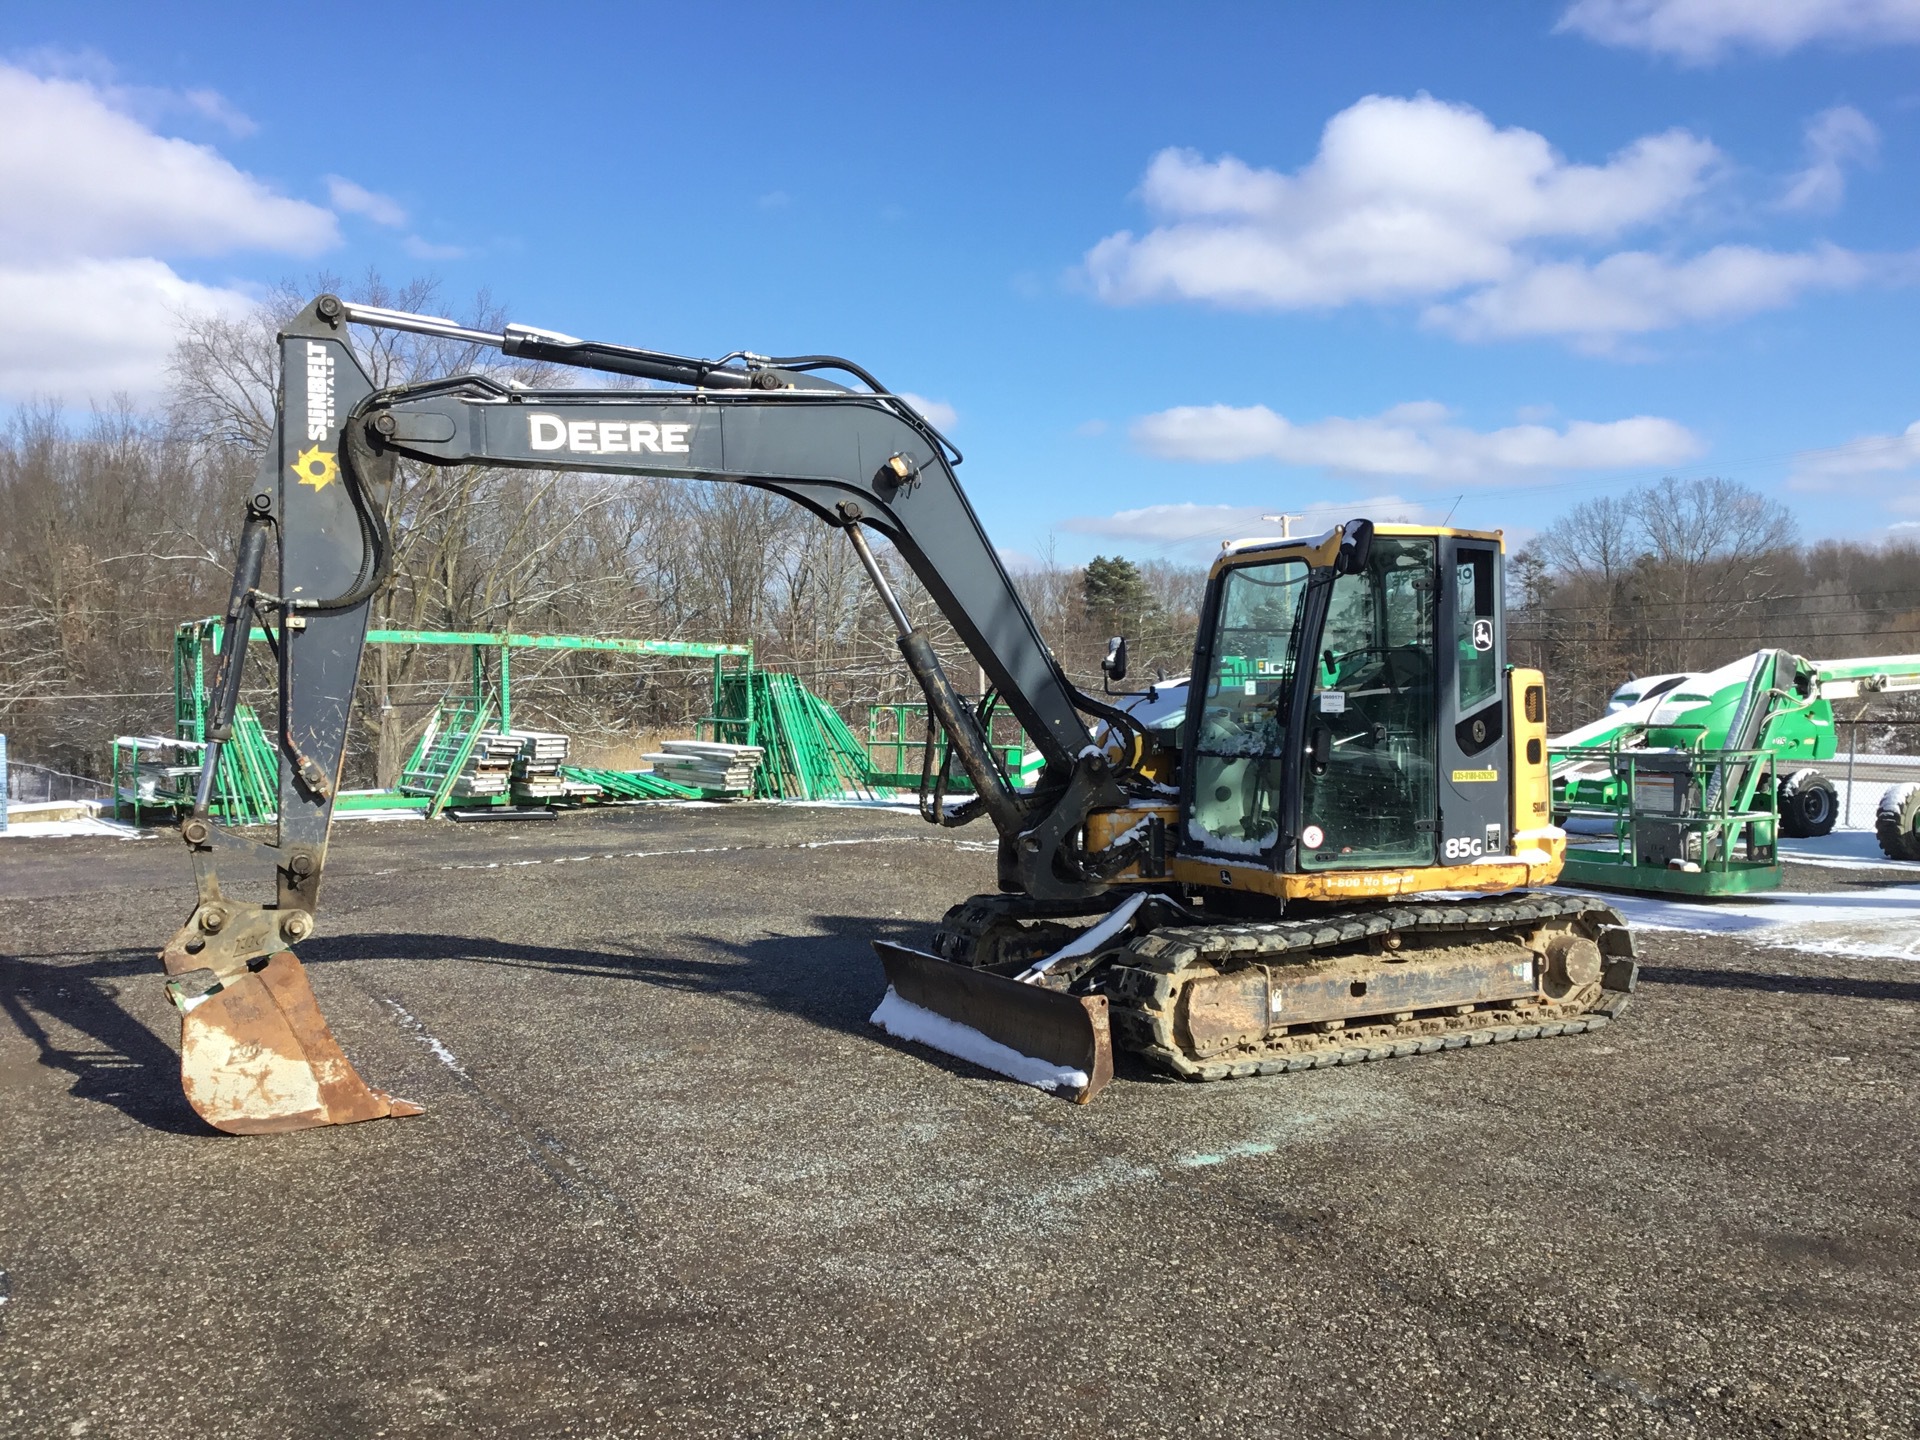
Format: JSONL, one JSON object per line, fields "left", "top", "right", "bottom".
{"left": 1500, "top": 477, "right": 1913, "bottom": 746}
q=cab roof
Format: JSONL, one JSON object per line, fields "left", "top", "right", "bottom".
{"left": 1213, "top": 522, "right": 1505, "bottom": 575}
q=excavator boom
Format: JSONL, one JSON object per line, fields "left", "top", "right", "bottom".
{"left": 163, "top": 296, "right": 1135, "bottom": 1132}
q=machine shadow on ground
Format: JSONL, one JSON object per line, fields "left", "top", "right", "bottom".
{"left": 5, "top": 913, "right": 1062, "bottom": 1136}
{"left": 304, "top": 916, "right": 1170, "bottom": 1090}
{"left": 0, "top": 945, "right": 204, "bottom": 1133}
{"left": 42, "top": 915, "right": 1899, "bottom": 1139}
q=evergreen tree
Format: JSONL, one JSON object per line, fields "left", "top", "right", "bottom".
{"left": 1083, "top": 555, "right": 1157, "bottom": 638}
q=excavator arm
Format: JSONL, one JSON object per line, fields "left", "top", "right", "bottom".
{"left": 161, "top": 295, "right": 1134, "bottom": 1131}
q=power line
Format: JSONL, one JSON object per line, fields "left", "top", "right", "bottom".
{"left": 1516, "top": 586, "right": 1920, "bottom": 615}
{"left": 1511, "top": 622, "right": 1920, "bottom": 644}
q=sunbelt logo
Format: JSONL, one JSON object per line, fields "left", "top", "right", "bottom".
{"left": 528, "top": 414, "right": 691, "bottom": 455}
{"left": 305, "top": 342, "right": 336, "bottom": 440}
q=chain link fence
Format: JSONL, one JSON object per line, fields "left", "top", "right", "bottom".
{"left": 2, "top": 747, "right": 114, "bottom": 814}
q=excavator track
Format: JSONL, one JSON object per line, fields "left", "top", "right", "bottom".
{"left": 1103, "top": 893, "right": 1636, "bottom": 1081}
{"left": 931, "top": 891, "right": 1637, "bottom": 1082}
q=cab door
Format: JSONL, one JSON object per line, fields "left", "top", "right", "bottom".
{"left": 1436, "top": 538, "right": 1510, "bottom": 864}
{"left": 1295, "top": 535, "right": 1439, "bottom": 871}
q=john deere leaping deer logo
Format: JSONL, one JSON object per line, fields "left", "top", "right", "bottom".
{"left": 291, "top": 445, "right": 339, "bottom": 491}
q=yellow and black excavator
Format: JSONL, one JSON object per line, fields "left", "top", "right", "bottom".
{"left": 161, "top": 296, "right": 1636, "bottom": 1132}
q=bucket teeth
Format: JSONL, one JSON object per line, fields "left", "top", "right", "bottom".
{"left": 174, "top": 950, "right": 420, "bottom": 1134}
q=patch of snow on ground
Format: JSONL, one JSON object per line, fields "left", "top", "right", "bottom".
{"left": 1598, "top": 886, "right": 1920, "bottom": 963}
{"left": 383, "top": 999, "right": 466, "bottom": 1077}
{"left": 870, "top": 987, "right": 1089, "bottom": 1094}
{"left": 1780, "top": 829, "right": 1920, "bottom": 873}
{"left": 0, "top": 816, "right": 149, "bottom": 840}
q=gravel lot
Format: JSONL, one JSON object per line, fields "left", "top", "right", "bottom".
{"left": 3, "top": 803, "right": 1917, "bottom": 1439}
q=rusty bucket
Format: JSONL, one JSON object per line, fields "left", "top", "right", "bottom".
{"left": 163, "top": 949, "right": 421, "bottom": 1135}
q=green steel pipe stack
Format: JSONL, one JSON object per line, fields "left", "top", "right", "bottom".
{"left": 211, "top": 706, "right": 279, "bottom": 824}
{"left": 558, "top": 766, "right": 704, "bottom": 801}
{"left": 707, "top": 668, "right": 884, "bottom": 800}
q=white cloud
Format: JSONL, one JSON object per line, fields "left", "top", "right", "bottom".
{"left": 1559, "top": 0, "right": 1920, "bottom": 62}
{"left": 402, "top": 236, "right": 468, "bottom": 261}
{"left": 10, "top": 47, "right": 258, "bottom": 136}
{"left": 1427, "top": 243, "right": 1867, "bottom": 347}
{"left": 1131, "top": 402, "right": 1702, "bottom": 482}
{"left": 1061, "top": 498, "right": 1438, "bottom": 559}
{"left": 1790, "top": 420, "right": 1920, "bottom": 482}
{"left": 0, "top": 257, "right": 254, "bottom": 400}
{"left": 1085, "top": 96, "right": 1720, "bottom": 311}
{"left": 0, "top": 62, "right": 336, "bottom": 262}
{"left": 326, "top": 175, "right": 408, "bottom": 228}
{"left": 1780, "top": 106, "right": 1879, "bottom": 213}
{"left": 172, "top": 87, "right": 258, "bottom": 138}
{"left": 1083, "top": 93, "right": 1889, "bottom": 349}
{"left": 996, "top": 546, "right": 1044, "bottom": 573}
{"left": 0, "top": 60, "right": 338, "bottom": 403}
{"left": 898, "top": 392, "right": 958, "bottom": 430}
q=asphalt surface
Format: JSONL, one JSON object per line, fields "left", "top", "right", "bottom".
{"left": 3, "top": 803, "right": 1917, "bottom": 1439}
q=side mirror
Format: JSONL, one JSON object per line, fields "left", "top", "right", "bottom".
{"left": 1101, "top": 635, "right": 1129, "bottom": 686}
{"left": 1334, "top": 519, "right": 1375, "bottom": 576}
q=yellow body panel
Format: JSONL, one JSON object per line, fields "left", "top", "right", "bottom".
{"left": 1085, "top": 804, "right": 1180, "bottom": 882}
{"left": 1510, "top": 666, "right": 1552, "bottom": 833}
{"left": 1167, "top": 837, "right": 1565, "bottom": 902}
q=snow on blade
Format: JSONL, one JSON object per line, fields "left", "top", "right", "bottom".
{"left": 870, "top": 987, "right": 1089, "bottom": 1093}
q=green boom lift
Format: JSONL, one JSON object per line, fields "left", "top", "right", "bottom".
{"left": 1552, "top": 648, "right": 1920, "bottom": 866}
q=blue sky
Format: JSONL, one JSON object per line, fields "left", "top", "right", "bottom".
{"left": 5, "top": 0, "right": 1919, "bottom": 563}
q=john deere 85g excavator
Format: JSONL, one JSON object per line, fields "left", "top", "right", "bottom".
{"left": 161, "top": 296, "right": 1636, "bottom": 1132}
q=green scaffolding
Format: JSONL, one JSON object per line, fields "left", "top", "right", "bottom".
{"left": 170, "top": 618, "right": 749, "bottom": 819}
{"left": 863, "top": 701, "right": 1042, "bottom": 792}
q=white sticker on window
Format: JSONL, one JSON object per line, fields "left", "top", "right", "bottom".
{"left": 1244, "top": 680, "right": 1257, "bottom": 696}
{"left": 1301, "top": 824, "right": 1326, "bottom": 849}
{"left": 1318, "top": 690, "right": 1346, "bottom": 714}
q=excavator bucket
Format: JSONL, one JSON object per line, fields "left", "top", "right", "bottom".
{"left": 871, "top": 942, "right": 1113, "bottom": 1103}
{"left": 165, "top": 950, "right": 421, "bottom": 1135}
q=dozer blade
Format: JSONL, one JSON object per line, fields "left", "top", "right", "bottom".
{"left": 168, "top": 951, "right": 422, "bottom": 1135}
{"left": 871, "top": 941, "right": 1113, "bottom": 1103}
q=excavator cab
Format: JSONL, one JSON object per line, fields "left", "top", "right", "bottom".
{"left": 1184, "top": 523, "right": 1513, "bottom": 880}
{"left": 902, "top": 519, "right": 1632, "bottom": 1099}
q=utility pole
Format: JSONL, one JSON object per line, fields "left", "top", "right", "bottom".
{"left": 1261, "top": 513, "right": 1304, "bottom": 540}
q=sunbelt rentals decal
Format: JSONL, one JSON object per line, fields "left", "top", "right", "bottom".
{"left": 292, "top": 340, "right": 340, "bottom": 490}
